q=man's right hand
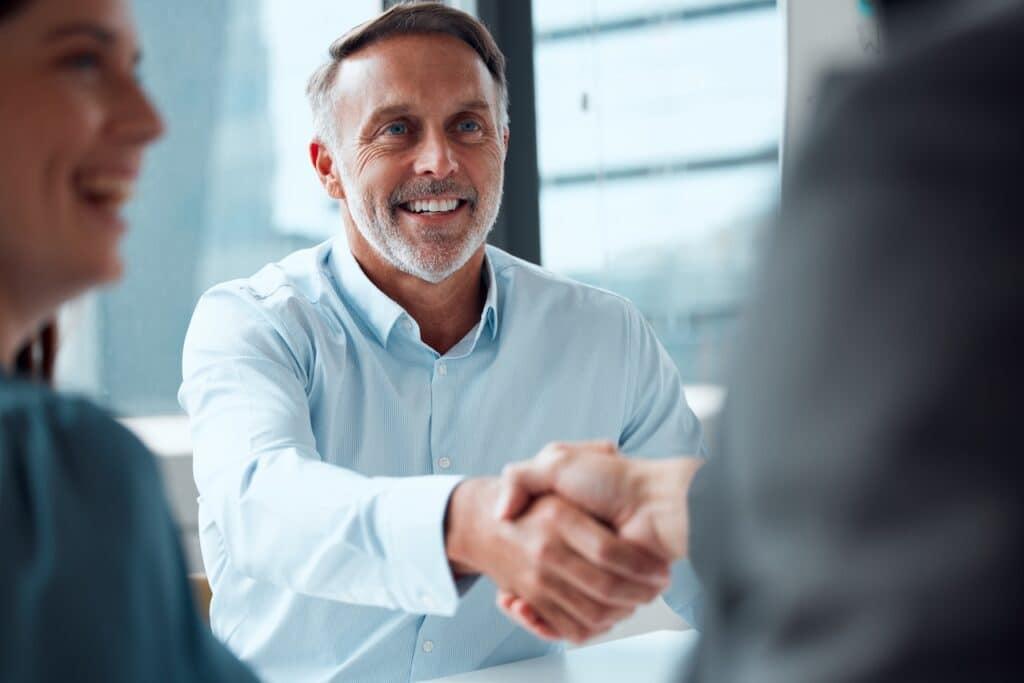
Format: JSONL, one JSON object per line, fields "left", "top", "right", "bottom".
{"left": 488, "top": 442, "right": 704, "bottom": 641}
{"left": 495, "top": 441, "right": 703, "bottom": 562}
{"left": 445, "top": 478, "right": 672, "bottom": 644}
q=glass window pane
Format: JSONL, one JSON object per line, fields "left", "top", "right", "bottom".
{"left": 534, "top": 0, "right": 773, "bottom": 34}
{"left": 535, "top": 10, "right": 782, "bottom": 177}
{"left": 540, "top": 166, "right": 778, "bottom": 275}
{"left": 533, "top": 1, "right": 783, "bottom": 384}
{"left": 55, "top": 0, "right": 380, "bottom": 415}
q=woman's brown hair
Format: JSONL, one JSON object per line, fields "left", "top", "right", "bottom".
{"left": 14, "top": 322, "right": 57, "bottom": 383}
{"left": 3, "top": 0, "right": 52, "bottom": 382}
{"left": 0, "top": 0, "right": 29, "bottom": 22}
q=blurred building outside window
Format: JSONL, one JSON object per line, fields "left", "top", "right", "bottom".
{"left": 533, "top": 0, "right": 782, "bottom": 384}
{"left": 57, "top": 0, "right": 379, "bottom": 415}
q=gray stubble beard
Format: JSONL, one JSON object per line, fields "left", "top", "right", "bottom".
{"left": 344, "top": 171, "right": 504, "bottom": 284}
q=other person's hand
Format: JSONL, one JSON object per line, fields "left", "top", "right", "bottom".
{"left": 491, "top": 442, "right": 703, "bottom": 640}
{"left": 445, "top": 478, "right": 671, "bottom": 644}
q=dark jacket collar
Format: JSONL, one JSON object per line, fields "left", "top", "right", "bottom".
{"left": 878, "top": 0, "right": 1020, "bottom": 45}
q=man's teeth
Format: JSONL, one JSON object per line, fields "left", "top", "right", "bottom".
{"left": 405, "top": 198, "right": 460, "bottom": 213}
{"left": 77, "top": 176, "right": 135, "bottom": 205}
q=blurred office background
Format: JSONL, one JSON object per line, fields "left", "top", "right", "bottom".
{"left": 54, "top": 0, "right": 782, "bottom": 642}
{"left": 57, "top": 0, "right": 781, "bottom": 413}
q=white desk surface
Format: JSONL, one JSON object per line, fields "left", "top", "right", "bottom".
{"left": 423, "top": 630, "right": 698, "bottom": 683}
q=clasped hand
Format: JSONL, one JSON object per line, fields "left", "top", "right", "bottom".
{"left": 489, "top": 441, "right": 702, "bottom": 642}
{"left": 445, "top": 468, "right": 670, "bottom": 644}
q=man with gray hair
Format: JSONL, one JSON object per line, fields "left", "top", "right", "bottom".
{"left": 179, "top": 3, "right": 706, "bottom": 681}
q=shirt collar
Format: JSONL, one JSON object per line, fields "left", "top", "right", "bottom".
{"left": 481, "top": 250, "right": 500, "bottom": 341}
{"left": 329, "top": 238, "right": 500, "bottom": 347}
{"left": 329, "top": 239, "right": 406, "bottom": 347}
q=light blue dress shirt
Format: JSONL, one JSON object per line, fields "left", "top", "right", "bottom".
{"left": 179, "top": 239, "right": 706, "bottom": 683}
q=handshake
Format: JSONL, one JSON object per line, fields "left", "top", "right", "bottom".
{"left": 444, "top": 441, "right": 704, "bottom": 644}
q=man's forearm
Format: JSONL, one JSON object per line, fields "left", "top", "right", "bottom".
{"left": 199, "top": 451, "right": 466, "bottom": 615}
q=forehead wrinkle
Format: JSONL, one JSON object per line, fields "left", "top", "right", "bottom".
{"left": 366, "top": 103, "right": 413, "bottom": 122}
{"left": 335, "top": 34, "right": 500, "bottom": 124}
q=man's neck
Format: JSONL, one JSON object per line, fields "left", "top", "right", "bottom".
{"left": 347, "top": 228, "right": 487, "bottom": 356}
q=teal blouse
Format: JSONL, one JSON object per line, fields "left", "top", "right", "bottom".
{"left": 0, "top": 374, "right": 257, "bottom": 682}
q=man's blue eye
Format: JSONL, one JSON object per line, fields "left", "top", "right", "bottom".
{"left": 384, "top": 123, "right": 408, "bottom": 135}
{"left": 458, "top": 120, "right": 481, "bottom": 132}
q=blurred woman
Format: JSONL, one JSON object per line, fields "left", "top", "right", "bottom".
{"left": 0, "top": 0, "right": 257, "bottom": 680}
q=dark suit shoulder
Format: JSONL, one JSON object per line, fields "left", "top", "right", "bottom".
{"left": 693, "top": 5, "right": 1024, "bottom": 682}
{"left": 792, "top": 2, "right": 1024, "bottom": 206}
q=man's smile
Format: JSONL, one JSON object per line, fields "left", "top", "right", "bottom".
{"left": 396, "top": 197, "right": 470, "bottom": 219}
{"left": 402, "top": 197, "right": 462, "bottom": 213}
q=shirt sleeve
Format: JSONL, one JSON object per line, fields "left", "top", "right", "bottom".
{"left": 617, "top": 303, "right": 707, "bottom": 627}
{"left": 0, "top": 393, "right": 258, "bottom": 683}
{"left": 179, "top": 285, "right": 465, "bottom": 616}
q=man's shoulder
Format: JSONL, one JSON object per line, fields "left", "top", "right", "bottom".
{"left": 199, "top": 241, "right": 337, "bottom": 320}
{"left": 487, "top": 246, "right": 641, "bottom": 322}
{"left": 233, "top": 240, "right": 333, "bottom": 303}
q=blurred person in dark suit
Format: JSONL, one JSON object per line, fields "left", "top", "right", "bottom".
{"left": 496, "top": 0, "right": 1024, "bottom": 679}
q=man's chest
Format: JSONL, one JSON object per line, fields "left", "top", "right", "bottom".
{"left": 304, "top": 339, "right": 629, "bottom": 479}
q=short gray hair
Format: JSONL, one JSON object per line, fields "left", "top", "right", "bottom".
{"left": 307, "top": 2, "right": 509, "bottom": 151}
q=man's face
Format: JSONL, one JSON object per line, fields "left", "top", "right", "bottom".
{"left": 328, "top": 33, "right": 507, "bottom": 284}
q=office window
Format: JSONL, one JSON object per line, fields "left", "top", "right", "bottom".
{"left": 55, "top": 0, "right": 780, "bottom": 414}
{"left": 533, "top": 0, "right": 782, "bottom": 382}
{"left": 56, "top": 0, "right": 380, "bottom": 415}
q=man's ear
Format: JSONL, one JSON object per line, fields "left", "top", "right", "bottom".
{"left": 310, "top": 140, "right": 345, "bottom": 200}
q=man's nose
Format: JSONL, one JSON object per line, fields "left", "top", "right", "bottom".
{"left": 412, "top": 128, "right": 458, "bottom": 178}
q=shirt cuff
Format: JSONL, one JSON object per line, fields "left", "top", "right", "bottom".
{"left": 377, "top": 474, "right": 465, "bottom": 616}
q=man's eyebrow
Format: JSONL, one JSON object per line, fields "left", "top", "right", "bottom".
{"left": 367, "top": 99, "right": 493, "bottom": 122}
{"left": 366, "top": 104, "right": 414, "bottom": 123}
{"left": 457, "top": 99, "right": 492, "bottom": 112}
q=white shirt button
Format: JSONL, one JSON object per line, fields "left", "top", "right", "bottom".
{"left": 437, "top": 362, "right": 448, "bottom": 376}
{"left": 438, "top": 456, "right": 452, "bottom": 470}
{"left": 420, "top": 593, "right": 435, "bottom": 609}
{"left": 422, "top": 640, "right": 435, "bottom": 653}
{"left": 402, "top": 319, "right": 414, "bottom": 332}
